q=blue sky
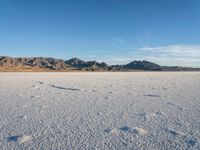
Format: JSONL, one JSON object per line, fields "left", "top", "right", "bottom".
{"left": 0, "top": 0, "right": 200, "bottom": 67}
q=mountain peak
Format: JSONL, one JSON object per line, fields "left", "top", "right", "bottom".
{"left": 123, "top": 60, "right": 161, "bottom": 71}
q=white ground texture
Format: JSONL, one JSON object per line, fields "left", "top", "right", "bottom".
{"left": 0, "top": 72, "right": 200, "bottom": 150}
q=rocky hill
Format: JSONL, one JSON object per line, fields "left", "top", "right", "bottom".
{"left": 0, "top": 56, "right": 73, "bottom": 72}
{"left": 65, "top": 58, "right": 108, "bottom": 71}
{"left": 0, "top": 56, "right": 199, "bottom": 72}
{"left": 112, "top": 61, "right": 162, "bottom": 71}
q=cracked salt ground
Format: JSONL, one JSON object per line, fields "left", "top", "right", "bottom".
{"left": 0, "top": 72, "right": 200, "bottom": 149}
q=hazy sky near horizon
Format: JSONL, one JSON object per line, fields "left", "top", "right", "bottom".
{"left": 0, "top": 0, "right": 200, "bottom": 67}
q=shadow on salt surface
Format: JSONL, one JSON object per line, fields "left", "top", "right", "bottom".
{"left": 32, "top": 85, "right": 40, "bottom": 89}
{"left": 49, "top": 84, "right": 80, "bottom": 91}
{"left": 165, "top": 128, "right": 198, "bottom": 148}
{"left": 7, "top": 135, "right": 22, "bottom": 142}
{"left": 7, "top": 135, "right": 32, "bottom": 144}
{"left": 143, "top": 94, "right": 161, "bottom": 97}
{"left": 36, "top": 81, "right": 44, "bottom": 84}
{"left": 166, "top": 102, "right": 175, "bottom": 106}
{"left": 185, "top": 138, "right": 198, "bottom": 148}
{"left": 119, "top": 126, "right": 131, "bottom": 132}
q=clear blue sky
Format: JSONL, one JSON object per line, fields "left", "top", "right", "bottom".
{"left": 0, "top": 0, "right": 200, "bottom": 67}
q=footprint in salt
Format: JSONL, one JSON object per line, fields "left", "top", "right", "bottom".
{"left": 32, "top": 85, "right": 40, "bottom": 90}
{"left": 7, "top": 135, "right": 32, "bottom": 144}
{"left": 17, "top": 93, "right": 22, "bottom": 97}
{"left": 146, "top": 113, "right": 158, "bottom": 120}
{"left": 36, "top": 81, "right": 44, "bottom": 84}
{"left": 119, "top": 126, "right": 148, "bottom": 135}
{"left": 133, "top": 127, "right": 148, "bottom": 135}
{"left": 105, "top": 126, "right": 148, "bottom": 136}
{"left": 143, "top": 94, "right": 161, "bottom": 98}
{"left": 31, "top": 95, "right": 41, "bottom": 98}
{"left": 166, "top": 128, "right": 198, "bottom": 147}
{"left": 162, "top": 87, "right": 168, "bottom": 90}
{"left": 18, "top": 115, "right": 27, "bottom": 119}
{"left": 166, "top": 102, "right": 175, "bottom": 106}
{"left": 104, "top": 128, "right": 120, "bottom": 135}
{"left": 138, "top": 112, "right": 160, "bottom": 121}
{"left": 119, "top": 126, "right": 131, "bottom": 132}
{"left": 18, "top": 135, "right": 32, "bottom": 144}
{"left": 185, "top": 138, "right": 197, "bottom": 148}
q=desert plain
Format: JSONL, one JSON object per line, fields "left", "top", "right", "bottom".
{"left": 0, "top": 72, "right": 200, "bottom": 149}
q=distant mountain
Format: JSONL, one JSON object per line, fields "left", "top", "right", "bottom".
{"left": 65, "top": 58, "right": 108, "bottom": 71}
{"left": 0, "top": 56, "right": 199, "bottom": 72}
{"left": 0, "top": 56, "right": 66, "bottom": 68}
{"left": 0, "top": 56, "right": 73, "bottom": 71}
{"left": 122, "top": 60, "right": 161, "bottom": 71}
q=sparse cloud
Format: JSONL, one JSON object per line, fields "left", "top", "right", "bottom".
{"left": 133, "top": 45, "right": 200, "bottom": 67}
{"left": 70, "top": 45, "right": 200, "bottom": 67}
{"left": 93, "top": 45, "right": 200, "bottom": 67}
{"left": 139, "top": 45, "right": 200, "bottom": 56}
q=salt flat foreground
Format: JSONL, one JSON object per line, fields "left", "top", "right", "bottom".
{"left": 0, "top": 72, "right": 200, "bottom": 150}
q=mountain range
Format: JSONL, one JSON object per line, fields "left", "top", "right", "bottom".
{"left": 0, "top": 56, "right": 199, "bottom": 72}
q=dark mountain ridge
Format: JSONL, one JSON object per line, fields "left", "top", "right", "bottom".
{"left": 0, "top": 56, "right": 199, "bottom": 72}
